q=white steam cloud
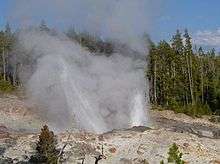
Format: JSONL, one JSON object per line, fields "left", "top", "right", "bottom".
{"left": 18, "top": 30, "right": 148, "bottom": 133}
{"left": 9, "top": 0, "right": 157, "bottom": 133}
{"left": 9, "top": 0, "right": 160, "bottom": 52}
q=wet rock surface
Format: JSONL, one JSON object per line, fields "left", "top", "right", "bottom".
{"left": 154, "top": 117, "right": 220, "bottom": 139}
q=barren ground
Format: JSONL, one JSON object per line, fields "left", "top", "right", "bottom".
{"left": 0, "top": 94, "right": 219, "bottom": 164}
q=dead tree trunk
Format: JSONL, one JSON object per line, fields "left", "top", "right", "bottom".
{"left": 189, "top": 54, "right": 195, "bottom": 105}
{"left": 2, "top": 47, "right": 6, "bottom": 81}
{"left": 94, "top": 145, "right": 105, "bottom": 164}
{"left": 153, "top": 60, "right": 157, "bottom": 104}
{"left": 186, "top": 53, "right": 194, "bottom": 105}
{"left": 200, "top": 57, "right": 204, "bottom": 104}
{"left": 57, "top": 133, "right": 71, "bottom": 164}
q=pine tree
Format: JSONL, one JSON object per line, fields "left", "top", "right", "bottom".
{"left": 171, "top": 30, "right": 184, "bottom": 55}
{"left": 5, "top": 22, "right": 11, "bottom": 36}
{"left": 39, "top": 20, "right": 50, "bottom": 32}
{"left": 30, "top": 125, "right": 58, "bottom": 164}
{"left": 171, "top": 30, "right": 187, "bottom": 106}
{"left": 146, "top": 37, "right": 158, "bottom": 104}
{"left": 167, "top": 143, "right": 184, "bottom": 164}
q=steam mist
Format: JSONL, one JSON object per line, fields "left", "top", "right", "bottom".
{"left": 9, "top": 0, "right": 157, "bottom": 133}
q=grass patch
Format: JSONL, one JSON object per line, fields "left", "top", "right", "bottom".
{"left": 0, "top": 79, "right": 15, "bottom": 93}
{"left": 152, "top": 103, "right": 212, "bottom": 117}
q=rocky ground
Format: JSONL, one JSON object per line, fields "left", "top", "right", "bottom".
{"left": 0, "top": 95, "right": 219, "bottom": 164}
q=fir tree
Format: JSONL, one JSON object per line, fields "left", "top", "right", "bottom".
{"left": 30, "top": 125, "right": 58, "bottom": 164}
{"left": 167, "top": 143, "right": 184, "bottom": 164}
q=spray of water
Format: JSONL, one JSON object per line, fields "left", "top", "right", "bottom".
{"left": 16, "top": 30, "right": 148, "bottom": 133}
{"left": 131, "top": 92, "right": 147, "bottom": 127}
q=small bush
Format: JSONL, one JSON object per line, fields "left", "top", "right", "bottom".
{"left": 172, "top": 104, "right": 211, "bottom": 117}
{"left": 167, "top": 98, "right": 180, "bottom": 111}
{"left": 0, "top": 79, "right": 15, "bottom": 92}
{"left": 151, "top": 105, "right": 164, "bottom": 111}
{"left": 29, "top": 125, "right": 58, "bottom": 164}
{"left": 167, "top": 143, "right": 184, "bottom": 164}
{"left": 185, "top": 104, "right": 211, "bottom": 117}
{"left": 209, "top": 115, "right": 220, "bottom": 123}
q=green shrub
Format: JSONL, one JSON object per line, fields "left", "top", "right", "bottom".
{"left": 173, "top": 106, "right": 185, "bottom": 114}
{"left": 183, "top": 104, "right": 211, "bottom": 117}
{"left": 151, "top": 105, "right": 164, "bottom": 111}
{"left": 167, "top": 98, "right": 179, "bottom": 111}
{"left": 29, "top": 125, "right": 58, "bottom": 164}
{"left": 171, "top": 103, "right": 212, "bottom": 117}
{"left": 167, "top": 143, "right": 184, "bottom": 164}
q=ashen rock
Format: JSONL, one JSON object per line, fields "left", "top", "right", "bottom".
{"left": 0, "top": 157, "right": 13, "bottom": 164}
{"left": 108, "top": 147, "right": 117, "bottom": 153}
{"left": 209, "top": 116, "right": 220, "bottom": 123}
{"left": 0, "top": 125, "right": 9, "bottom": 139}
{"left": 213, "top": 130, "right": 220, "bottom": 139}
{"left": 119, "top": 158, "right": 133, "bottom": 164}
{"left": 210, "top": 160, "right": 220, "bottom": 164}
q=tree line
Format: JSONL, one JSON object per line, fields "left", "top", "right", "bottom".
{"left": 66, "top": 27, "right": 114, "bottom": 55}
{"left": 147, "top": 29, "right": 220, "bottom": 116}
{"left": 0, "top": 21, "right": 115, "bottom": 91}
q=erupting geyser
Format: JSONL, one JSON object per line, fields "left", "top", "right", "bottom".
{"left": 17, "top": 30, "right": 148, "bottom": 133}
{"left": 10, "top": 0, "right": 156, "bottom": 133}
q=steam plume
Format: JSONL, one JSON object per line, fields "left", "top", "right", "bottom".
{"left": 9, "top": 0, "right": 156, "bottom": 133}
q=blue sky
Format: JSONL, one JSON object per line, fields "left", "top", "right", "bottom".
{"left": 153, "top": 0, "right": 220, "bottom": 44}
{"left": 0, "top": 0, "right": 220, "bottom": 49}
{"left": 0, "top": 0, "right": 10, "bottom": 28}
{"left": 156, "top": 0, "right": 220, "bottom": 36}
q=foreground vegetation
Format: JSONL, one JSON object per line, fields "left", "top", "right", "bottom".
{"left": 30, "top": 125, "right": 185, "bottom": 164}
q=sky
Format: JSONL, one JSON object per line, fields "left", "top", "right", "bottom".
{"left": 0, "top": 0, "right": 220, "bottom": 50}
